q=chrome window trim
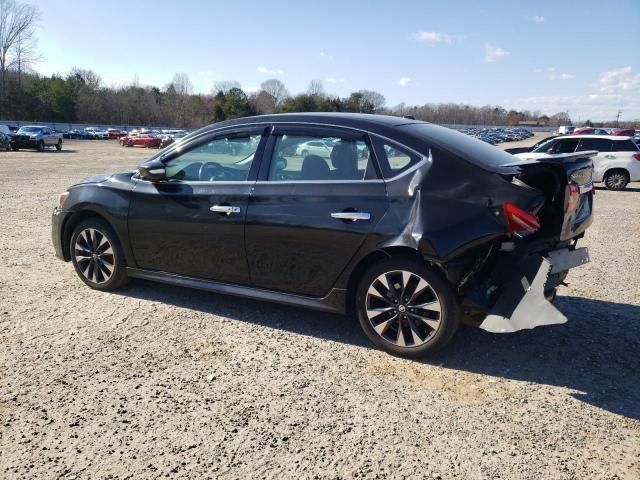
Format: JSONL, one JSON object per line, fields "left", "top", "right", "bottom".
{"left": 151, "top": 120, "right": 430, "bottom": 183}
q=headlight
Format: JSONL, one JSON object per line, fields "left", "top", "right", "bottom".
{"left": 58, "top": 191, "right": 69, "bottom": 208}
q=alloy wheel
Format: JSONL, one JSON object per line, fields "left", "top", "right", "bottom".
{"left": 74, "top": 228, "right": 115, "bottom": 284}
{"left": 606, "top": 173, "right": 626, "bottom": 190}
{"left": 365, "top": 270, "right": 442, "bottom": 347}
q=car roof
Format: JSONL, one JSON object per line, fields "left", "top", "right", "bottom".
{"left": 563, "top": 134, "right": 631, "bottom": 140}
{"left": 201, "top": 113, "right": 420, "bottom": 134}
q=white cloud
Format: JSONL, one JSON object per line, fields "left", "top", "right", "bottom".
{"left": 599, "top": 66, "right": 640, "bottom": 92}
{"left": 256, "top": 66, "right": 284, "bottom": 76}
{"left": 398, "top": 77, "right": 412, "bottom": 87}
{"left": 506, "top": 67, "right": 640, "bottom": 120}
{"left": 326, "top": 77, "right": 345, "bottom": 84}
{"left": 485, "top": 44, "right": 509, "bottom": 62}
{"left": 319, "top": 51, "right": 334, "bottom": 61}
{"left": 506, "top": 93, "right": 639, "bottom": 121}
{"left": 532, "top": 15, "right": 545, "bottom": 23}
{"left": 534, "top": 66, "right": 555, "bottom": 73}
{"left": 549, "top": 73, "right": 574, "bottom": 80}
{"left": 412, "top": 31, "right": 463, "bottom": 45}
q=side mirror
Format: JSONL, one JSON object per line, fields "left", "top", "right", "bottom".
{"left": 137, "top": 159, "right": 166, "bottom": 181}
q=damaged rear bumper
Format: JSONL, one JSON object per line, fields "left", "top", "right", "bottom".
{"left": 479, "top": 247, "right": 589, "bottom": 333}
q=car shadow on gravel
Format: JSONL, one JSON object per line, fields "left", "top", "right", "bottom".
{"left": 117, "top": 282, "right": 640, "bottom": 420}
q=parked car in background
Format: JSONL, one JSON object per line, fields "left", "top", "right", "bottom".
{"left": 295, "top": 139, "right": 333, "bottom": 158}
{"left": 0, "top": 124, "right": 11, "bottom": 135}
{"left": 124, "top": 133, "right": 162, "bottom": 148}
{"left": 0, "top": 132, "right": 11, "bottom": 150}
{"left": 84, "top": 127, "right": 109, "bottom": 139}
{"left": 52, "top": 113, "right": 594, "bottom": 357}
{"left": 505, "top": 135, "right": 558, "bottom": 155}
{"left": 514, "top": 135, "right": 640, "bottom": 190}
{"left": 557, "top": 126, "right": 576, "bottom": 135}
{"left": 11, "top": 126, "right": 63, "bottom": 151}
{"left": 107, "top": 128, "right": 126, "bottom": 139}
{"left": 160, "top": 131, "right": 187, "bottom": 148}
{"left": 610, "top": 128, "right": 636, "bottom": 137}
{"left": 573, "top": 127, "right": 608, "bottom": 135}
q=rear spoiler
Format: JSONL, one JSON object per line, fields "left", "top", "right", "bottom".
{"left": 500, "top": 150, "right": 598, "bottom": 168}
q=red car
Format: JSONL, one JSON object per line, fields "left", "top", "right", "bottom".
{"left": 125, "top": 134, "right": 161, "bottom": 148}
{"left": 107, "top": 128, "right": 127, "bottom": 139}
{"left": 610, "top": 128, "right": 636, "bottom": 136}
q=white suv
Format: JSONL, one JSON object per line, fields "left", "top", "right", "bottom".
{"left": 514, "top": 135, "right": 640, "bottom": 190}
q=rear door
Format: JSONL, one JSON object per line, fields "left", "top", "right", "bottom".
{"left": 245, "top": 125, "right": 388, "bottom": 296}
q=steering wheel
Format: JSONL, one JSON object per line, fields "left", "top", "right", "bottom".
{"left": 199, "top": 162, "right": 223, "bottom": 181}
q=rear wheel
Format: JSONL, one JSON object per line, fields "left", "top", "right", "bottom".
{"left": 55, "top": 139, "right": 62, "bottom": 151}
{"left": 603, "top": 169, "right": 629, "bottom": 190}
{"left": 70, "top": 218, "right": 129, "bottom": 291}
{"left": 355, "top": 257, "right": 460, "bottom": 357}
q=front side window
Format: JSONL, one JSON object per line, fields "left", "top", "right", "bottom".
{"left": 551, "top": 139, "right": 579, "bottom": 154}
{"left": 164, "top": 134, "right": 262, "bottom": 181}
{"left": 268, "top": 134, "right": 374, "bottom": 181}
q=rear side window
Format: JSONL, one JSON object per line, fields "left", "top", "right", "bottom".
{"left": 374, "top": 139, "right": 422, "bottom": 178}
{"left": 267, "top": 134, "right": 375, "bottom": 181}
{"left": 611, "top": 140, "right": 639, "bottom": 152}
{"left": 577, "top": 138, "right": 612, "bottom": 152}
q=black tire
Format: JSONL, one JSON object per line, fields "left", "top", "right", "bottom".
{"left": 55, "top": 140, "right": 62, "bottom": 151}
{"left": 37, "top": 140, "right": 45, "bottom": 152}
{"left": 11, "top": 145, "right": 18, "bottom": 151}
{"left": 603, "top": 169, "right": 629, "bottom": 191}
{"left": 301, "top": 149, "right": 309, "bottom": 158}
{"left": 70, "top": 218, "right": 129, "bottom": 291}
{"left": 354, "top": 256, "right": 460, "bottom": 358}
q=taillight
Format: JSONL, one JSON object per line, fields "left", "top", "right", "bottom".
{"left": 633, "top": 153, "right": 640, "bottom": 161}
{"left": 503, "top": 202, "right": 540, "bottom": 237}
{"left": 566, "top": 183, "right": 580, "bottom": 213}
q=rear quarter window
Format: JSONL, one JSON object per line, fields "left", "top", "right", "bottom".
{"left": 611, "top": 140, "right": 639, "bottom": 152}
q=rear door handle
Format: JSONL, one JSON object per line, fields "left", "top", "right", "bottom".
{"left": 331, "top": 211, "right": 371, "bottom": 221}
{"left": 210, "top": 205, "right": 240, "bottom": 215}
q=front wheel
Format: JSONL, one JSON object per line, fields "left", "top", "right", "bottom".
{"left": 55, "top": 140, "right": 62, "bottom": 151}
{"left": 37, "top": 140, "right": 45, "bottom": 152}
{"left": 355, "top": 257, "right": 460, "bottom": 357}
{"left": 70, "top": 218, "right": 129, "bottom": 291}
{"left": 603, "top": 169, "right": 629, "bottom": 191}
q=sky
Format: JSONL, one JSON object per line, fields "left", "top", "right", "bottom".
{"left": 28, "top": 0, "right": 640, "bottom": 121}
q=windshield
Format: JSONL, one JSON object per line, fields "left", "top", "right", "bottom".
{"left": 18, "top": 127, "right": 43, "bottom": 134}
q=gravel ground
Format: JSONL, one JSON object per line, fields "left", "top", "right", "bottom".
{"left": 0, "top": 139, "right": 639, "bottom": 479}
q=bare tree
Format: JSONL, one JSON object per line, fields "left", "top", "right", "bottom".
{"left": 307, "top": 79, "right": 325, "bottom": 97}
{"left": 260, "top": 78, "right": 289, "bottom": 107}
{"left": 10, "top": 29, "right": 40, "bottom": 87}
{"left": 171, "top": 72, "right": 193, "bottom": 96}
{"left": 0, "top": 0, "right": 38, "bottom": 112}
{"left": 212, "top": 80, "right": 241, "bottom": 95}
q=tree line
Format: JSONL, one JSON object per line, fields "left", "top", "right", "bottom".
{"left": 1, "top": 0, "right": 637, "bottom": 129}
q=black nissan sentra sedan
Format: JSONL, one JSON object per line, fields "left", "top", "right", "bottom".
{"left": 52, "top": 113, "right": 594, "bottom": 357}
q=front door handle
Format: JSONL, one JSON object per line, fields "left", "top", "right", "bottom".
{"left": 604, "top": 155, "right": 615, "bottom": 159}
{"left": 331, "top": 211, "right": 371, "bottom": 221}
{"left": 210, "top": 205, "right": 241, "bottom": 215}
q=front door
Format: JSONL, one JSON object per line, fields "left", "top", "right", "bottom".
{"left": 128, "top": 128, "right": 267, "bottom": 284}
{"left": 245, "top": 126, "right": 388, "bottom": 297}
